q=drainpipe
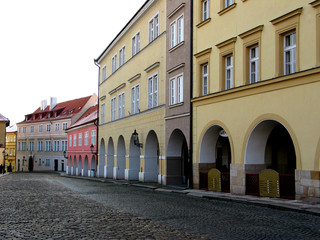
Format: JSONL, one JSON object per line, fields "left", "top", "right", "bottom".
{"left": 189, "top": 0, "right": 194, "bottom": 189}
{"left": 94, "top": 59, "right": 100, "bottom": 176}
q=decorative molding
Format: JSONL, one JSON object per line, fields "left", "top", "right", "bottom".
{"left": 144, "top": 62, "right": 160, "bottom": 72}
{"left": 169, "top": 41, "right": 185, "bottom": 53}
{"left": 167, "top": 63, "right": 185, "bottom": 74}
{"left": 108, "top": 83, "right": 126, "bottom": 95}
{"left": 127, "top": 74, "right": 141, "bottom": 83}
{"left": 196, "top": 18, "right": 211, "bottom": 28}
{"left": 194, "top": 48, "right": 212, "bottom": 58}
{"left": 218, "top": 3, "right": 237, "bottom": 16}
{"left": 270, "top": 8, "right": 303, "bottom": 25}
{"left": 99, "top": 95, "right": 106, "bottom": 101}
{"left": 216, "top": 37, "right": 237, "bottom": 49}
{"left": 239, "top": 25, "right": 264, "bottom": 39}
{"left": 168, "top": 3, "right": 185, "bottom": 18}
{"left": 310, "top": 0, "right": 320, "bottom": 8}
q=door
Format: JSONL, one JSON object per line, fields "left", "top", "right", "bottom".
{"left": 54, "top": 160, "right": 58, "bottom": 171}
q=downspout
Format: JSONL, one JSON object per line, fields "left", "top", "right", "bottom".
{"left": 94, "top": 59, "right": 100, "bottom": 176}
{"left": 189, "top": 0, "right": 194, "bottom": 189}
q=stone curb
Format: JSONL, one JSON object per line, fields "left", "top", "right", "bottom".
{"left": 59, "top": 173, "right": 320, "bottom": 217}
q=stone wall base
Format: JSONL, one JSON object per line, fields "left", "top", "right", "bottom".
{"left": 295, "top": 170, "right": 320, "bottom": 202}
{"left": 230, "top": 164, "right": 246, "bottom": 195}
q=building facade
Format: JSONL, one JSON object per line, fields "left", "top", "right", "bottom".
{"left": 0, "top": 113, "right": 10, "bottom": 171}
{"left": 95, "top": 0, "right": 167, "bottom": 183}
{"left": 5, "top": 125, "right": 17, "bottom": 172}
{"left": 165, "top": 0, "right": 193, "bottom": 186}
{"left": 16, "top": 95, "right": 97, "bottom": 172}
{"left": 192, "top": 0, "right": 320, "bottom": 200}
{"left": 65, "top": 105, "right": 98, "bottom": 177}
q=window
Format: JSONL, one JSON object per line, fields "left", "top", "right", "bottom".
{"left": 84, "top": 132, "right": 89, "bottom": 146}
{"left": 284, "top": 31, "right": 296, "bottom": 75}
{"left": 69, "top": 135, "right": 72, "bottom": 147}
{"left": 111, "top": 97, "right": 117, "bottom": 121}
{"left": 45, "top": 141, "right": 51, "bottom": 152}
{"left": 30, "top": 126, "right": 34, "bottom": 133}
{"left": 73, "top": 134, "right": 77, "bottom": 147}
{"left": 61, "top": 140, "right": 67, "bottom": 152}
{"left": 119, "top": 46, "right": 126, "bottom": 67}
{"left": 45, "top": 159, "right": 50, "bottom": 166}
{"left": 46, "top": 124, "right": 51, "bottom": 132}
{"left": 170, "top": 15, "right": 184, "bottom": 48}
{"left": 249, "top": 45, "right": 259, "bottom": 83}
{"left": 149, "top": 14, "right": 159, "bottom": 43}
{"left": 170, "top": 74, "right": 184, "bottom": 105}
{"left": 22, "top": 142, "right": 26, "bottom": 151}
{"left": 37, "top": 141, "right": 43, "bottom": 151}
{"left": 62, "top": 123, "right": 67, "bottom": 130}
{"left": 91, "top": 130, "right": 96, "bottom": 145}
{"left": 225, "top": 54, "right": 233, "bottom": 89}
{"left": 112, "top": 54, "right": 117, "bottom": 73}
{"left": 131, "top": 84, "right": 140, "bottom": 114}
{"left": 23, "top": 127, "right": 26, "bottom": 133}
{"left": 39, "top": 125, "right": 43, "bottom": 132}
{"left": 29, "top": 141, "right": 34, "bottom": 151}
{"left": 101, "top": 103, "right": 105, "bottom": 124}
{"left": 202, "top": 0, "right": 209, "bottom": 21}
{"left": 53, "top": 141, "right": 60, "bottom": 152}
{"left": 225, "top": 0, "right": 234, "bottom": 8}
{"left": 38, "top": 158, "right": 41, "bottom": 166}
{"left": 202, "top": 64, "right": 209, "bottom": 95}
{"left": 148, "top": 73, "right": 158, "bottom": 109}
{"left": 132, "top": 32, "right": 140, "bottom": 56}
{"left": 102, "top": 65, "right": 107, "bottom": 81}
{"left": 78, "top": 133, "right": 82, "bottom": 146}
{"left": 118, "top": 92, "right": 125, "bottom": 119}
{"left": 55, "top": 123, "right": 60, "bottom": 131}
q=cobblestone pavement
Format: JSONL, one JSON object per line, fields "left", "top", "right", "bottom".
{"left": 1, "top": 173, "right": 320, "bottom": 240}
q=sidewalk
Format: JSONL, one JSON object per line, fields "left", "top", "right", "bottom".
{"left": 60, "top": 173, "right": 320, "bottom": 216}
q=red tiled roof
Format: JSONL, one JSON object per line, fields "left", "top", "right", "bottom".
{"left": 67, "top": 105, "right": 98, "bottom": 130}
{"left": 19, "top": 96, "right": 92, "bottom": 123}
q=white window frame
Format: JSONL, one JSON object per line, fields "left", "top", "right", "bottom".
{"left": 112, "top": 54, "right": 117, "bottom": 73}
{"left": 45, "top": 159, "right": 50, "bottom": 166}
{"left": 38, "top": 141, "right": 43, "bottom": 152}
{"left": 225, "top": 54, "right": 233, "bottom": 89}
{"left": 149, "top": 13, "right": 159, "bottom": 43}
{"left": 53, "top": 141, "right": 59, "bottom": 152}
{"left": 62, "top": 123, "right": 68, "bottom": 130}
{"left": 46, "top": 124, "right": 51, "bottom": 132}
{"left": 250, "top": 45, "right": 259, "bottom": 83}
{"left": 111, "top": 96, "right": 117, "bottom": 121}
{"left": 170, "top": 14, "right": 184, "bottom": 48}
{"left": 91, "top": 130, "right": 96, "bottom": 145}
{"left": 225, "top": 0, "right": 234, "bottom": 8}
{"left": 78, "top": 133, "right": 82, "bottom": 146}
{"left": 202, "top": 64, "right": 209, "bottom": 95}
{"left": 148, "top": 73, "right": 159, "bottom": 109}
{"left": 55, "top": 123, "right": 60, "bottom": 131}
{"left": 202, "top": 0, "right": 209, "bottom": 21}
{"left": 284, "top": 31, "right": 296, "bottom": 75}
{"left": 118, "top": 92, "right": 125, "bottom": 119}
{"left": 132, "top": 31, "right": 141, "bottom": 56}
{"left": 84, "top": 131, "right": 89, "bottom": 146}
{"left": 39, "top": 125, "right": 43, "bottom": 132}
{"left": 119, "top": 45, "right": 126, "bottom": 67}
{"left": 170, "top": 74, "right": 184, "bottom": 105}
{"left": 131, "top": 84, "right": 140, "bottom": 114}
{"left": 61, "top": 140, "right": 67, "bottom": 152}
{"left": 69, "top": 135, "right": 72, "bottom": 147}
{"left": 45, "top": 141, "right": 51, "bottom": 152}
{"left": 73, "top": 134, "right": 77, "bottom": 147}
{"left": 30, "top": 126, "right": 34, "bottom": 133}
{"left": 102, "top": 65, "right": 107, "bottom": 81}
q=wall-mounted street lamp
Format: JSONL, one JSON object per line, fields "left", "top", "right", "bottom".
{"left": 132, "top": 129, "right": 143, "bottom": 148}
{"left": 90, "top": 144, "right": 97, "bottom": 154}
{"left": 63, "top": 151, "right": 68, "bottom": 159}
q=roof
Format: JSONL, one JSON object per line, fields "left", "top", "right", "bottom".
{"left": 0, "top": 113, "right": 9, "bottom": 122}
{"left": 66, "top": 105, "right": 98, "bottom": 130}
{"left": 6, "top": 124, "right": 17, "bottom": 133}
{"left": 18, "top": 96, "right": 92, "bottom": 124}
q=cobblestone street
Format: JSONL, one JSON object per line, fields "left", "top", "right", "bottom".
{"left": 1, "top": 173, "right": 320, "bottom": 240}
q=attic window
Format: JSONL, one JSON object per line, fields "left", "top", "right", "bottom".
{"left": 69, "top": 108, "right": 75, "bottom": 114}
{"left": 63, "top": 110, "right": 68, "bottom": 115}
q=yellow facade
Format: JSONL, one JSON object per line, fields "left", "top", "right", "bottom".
{"left": 96, "top": 0, "right": 167, "bottom": 182}
{"left": 5, "top": 131, "right": 17, "bottom": 172}
{"left": 193, "top": 0, "right": 320, "bottom": 200}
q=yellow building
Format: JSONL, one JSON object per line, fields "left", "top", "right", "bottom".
{"left": 5, "top": 125, "right": 17, "bottom": 172}
{"left": 95, "top": 0, "right": 167, "bottom": 183}
{"left": 0, "top": 113, "right": 10, "bottom": 171}
{"left": 193, "top": 0, "right": 320, "bottom": 200}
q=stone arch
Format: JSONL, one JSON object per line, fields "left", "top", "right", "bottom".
{"left": 127, "top": 135, "right": 140, "bottom": 180}
{"left": 72, "top": 156, "right": 77, "bottom": 176}
{"left": 115, "top": 135, "right": 126, "bottom": 179}
{"left": 98, "top": 138, "right": 106, "bottom": 177}
{"left": 83, "top": 155, "right": 89, "bottom": 177}
{"left": 143, "top": 130, "right": 159, "bottom": 182}
{"left": 107, "top": 137, "right": 114, "bottom": 178}
{"left": 78, "top": 155, "right": 83, "bottom": 176}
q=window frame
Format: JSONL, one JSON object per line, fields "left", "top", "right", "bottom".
{"left": 283, "top": 31, "right": 296, "bottom": 75}
{"left": 149, "top": 13, "right": 159, "bottom": 43}
{"left": 131, "top": 84, "right": 140, "bottom": 115}
{"left": 132, "top": 31, "right": 141, "bottom": 56}
{"left": 111, "top": 96, "right": 117, "bottom": 121}
{"left": 119, "top": 45, "right": 126, "bottom": 67}
{"left": 202, "top": 63, "right": 209, "bottom": 95}
{"left": 249, "top": 45, "right": 259, "bottom": 84}
{"left": 170, "top": 14, "right": 184, "bottom": 49}
{"left": 202, "top": 0, "right": 209, "bottom": 21}
{"left": 148, "top": 73, "right": 159, "bottom": 109}
{"left": 118, "top": 92, "right": 125, "bottom": 119}
{"left": 169, "top": 74, "right": 184, "bottom": 105}
{"left": 112, "top": 54, "right": 117, "bottom": 73}
{"left": 225, "top": 54, "right": 234, "bottom": 89}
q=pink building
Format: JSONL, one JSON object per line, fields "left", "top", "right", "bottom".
{"left": 65, "top": 105, "right": 98, "bottom": 177}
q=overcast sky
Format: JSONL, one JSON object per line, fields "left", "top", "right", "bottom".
{"left": 0, "top": 0, "right": 146, "bottom": 125}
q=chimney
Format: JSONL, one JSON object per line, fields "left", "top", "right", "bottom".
{"left": 41, "top": 100, "right": 47, "bottom": 111}
{"left": 50, "top": 97, "right": 57, "bottom": 110}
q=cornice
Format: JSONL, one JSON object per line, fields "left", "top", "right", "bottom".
{"left": 167, "top": 2, "right": 185, "bottom": 18}
{"left": 194, "top": 48, "right": 212, "bottom": 58}
{"left": 216, "top": 37, "right": 237, "bottom": 49}
{"left": 270, "top": 8, "right": 303, "bottom": 25}
{"left": 239, "top": 25, "right": 264, "bottom": 39}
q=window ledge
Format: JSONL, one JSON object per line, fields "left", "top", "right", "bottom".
{"left": 218, "top": 3, "right": 237, "bottom": 16}
{"left": 196, "top": 18, "right": 211, "bottom": 28}
{"left": 168, "top": 102, "right": 184, "bottom": 109}
{"left": 169, "top": 41, "right": 185, "bottom": 53}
